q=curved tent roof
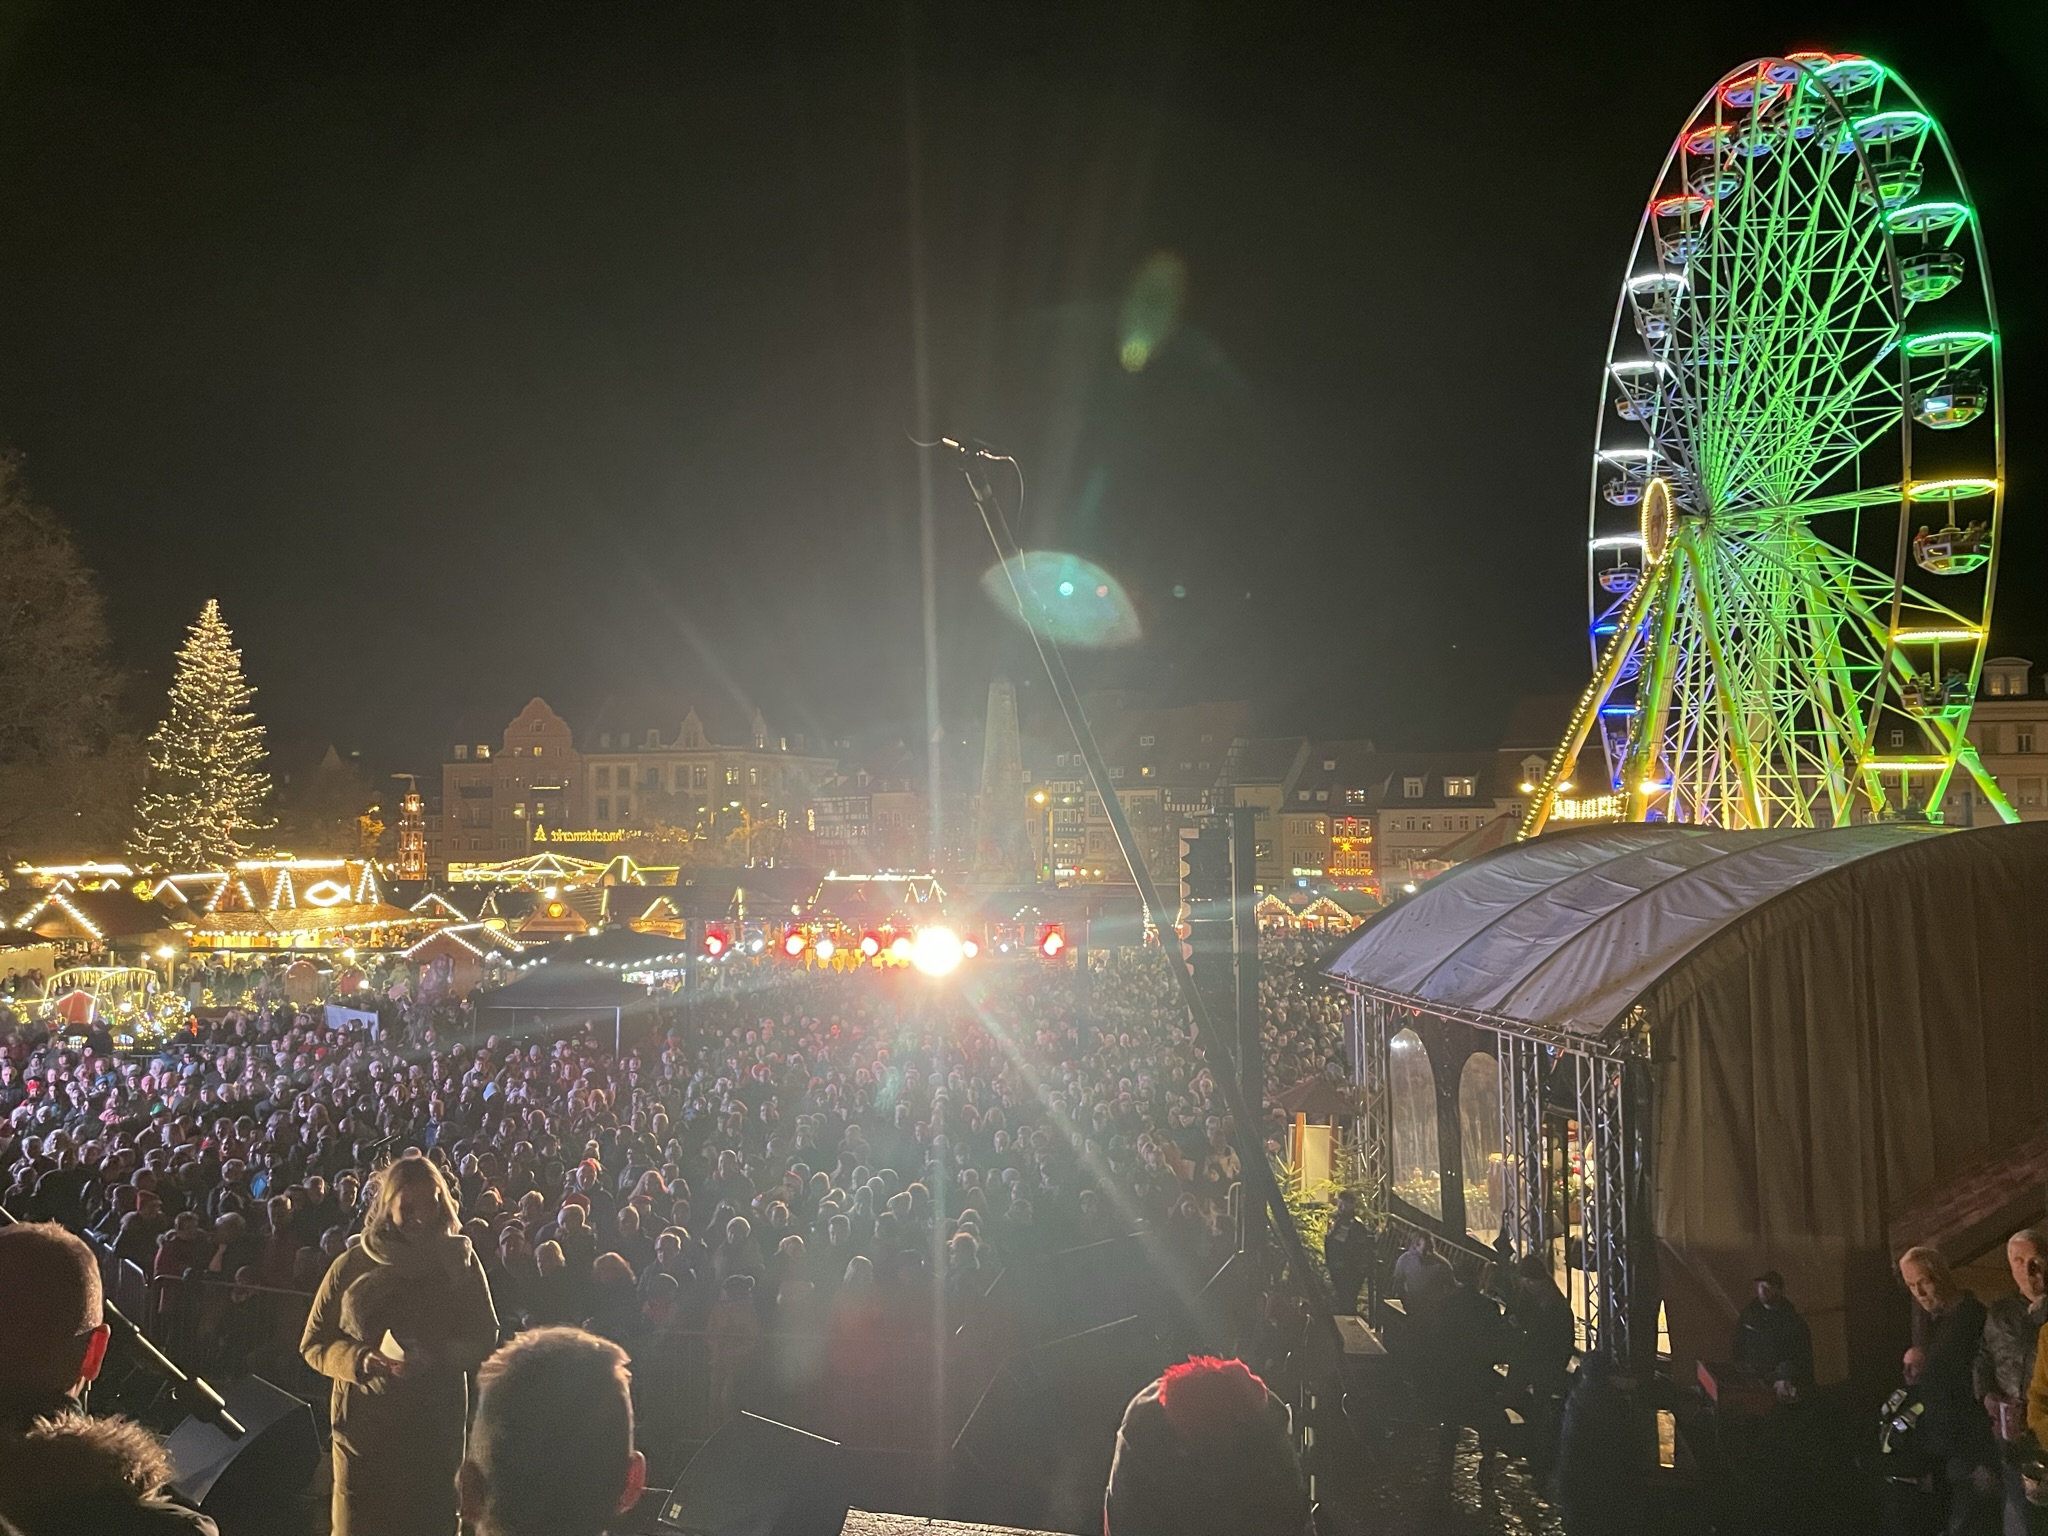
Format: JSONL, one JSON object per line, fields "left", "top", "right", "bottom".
{"left": 1326, "top": 822, "right": 1947, "bottom": 1038}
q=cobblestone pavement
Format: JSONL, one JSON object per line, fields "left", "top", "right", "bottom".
{"left": 1319, "top": 1425, "right": 1567, "bottom": 1536}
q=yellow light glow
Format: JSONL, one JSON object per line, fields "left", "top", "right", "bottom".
{"left": 1905, "top": 476, "right": 1999, "bottom": 501}
{"left": 302, "top": 879, "right": 349, "bottom": 907}
{"left": 888, "top": 935, "right": 913, "bottom": 961}
{"left": 1894, "top": 628, "right": 1984, "bottom": 643}
{"left": 814, "top": 938, "right": 836, "bottom": 961}
{"left": 155, "top": 945, "right": 175, "bottom": 960}
{"left": 910, "top": 926, "right": 965, "bottom": 977}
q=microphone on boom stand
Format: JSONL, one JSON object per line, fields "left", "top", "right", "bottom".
{"left": 0, "top": 1202, "right": 245, "bottom": 1439}
{"left": 910, "top": 430, "right": 1006, "bottom": 461}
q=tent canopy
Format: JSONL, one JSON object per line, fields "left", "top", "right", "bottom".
{"left": 1329, "top": 820, "right": 2048, "bottom": 1389}
{"left": 482, "top": 964, "right": 650, "bottom": 1011}
{"left": 1327, "top": 822, "right": 1945, "bottom": 1039}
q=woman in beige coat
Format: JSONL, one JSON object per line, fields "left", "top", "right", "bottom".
{"left": 301, "top": 1153, "right": 498, "bottom": 1536}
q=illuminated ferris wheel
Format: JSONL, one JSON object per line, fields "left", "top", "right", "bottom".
{"left": 1523, "top": 52, "right": 2013, "bottom": 835}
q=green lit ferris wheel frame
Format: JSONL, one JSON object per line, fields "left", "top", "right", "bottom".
{"left": 1523, "top": 51, "right": 2014, "bottom": 836}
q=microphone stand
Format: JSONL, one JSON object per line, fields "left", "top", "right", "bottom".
{"left": 0, "top": 1202, "right": 245, "bottom": 1438}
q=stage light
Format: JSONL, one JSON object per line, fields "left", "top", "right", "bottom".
{"left": 888, "top": 935, "right": 912, "bottom": 961}
{"left": 961, "top": 937, "right": 980, "bottom": 959}
{"left": 782, "top": 932, "right": 806, "bottom": 958}
{"left": 703, "top": 928, "right": 728, "bottom": 957}
{"left": 1038, "top": 924, "right": 1066, "bottom": 958}
{"left": 748, "top": 937, "right": 765, "bottom": 954}
{"left": 814, "top": 937, "right": 836, "bottom": 961}
{"left": 911, "top": 926, "right": 965, "bottom": 977}
{"left": 859, "top": 932, "right": 882, "bottom": 958}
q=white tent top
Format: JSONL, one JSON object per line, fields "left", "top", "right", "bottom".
{"left": 1326, "top": 822, "right": 1947, "bottom": 1038}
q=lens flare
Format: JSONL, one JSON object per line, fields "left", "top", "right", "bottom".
{"left": 910, "top": 926, "right": 966, "bottom": 977}
{"left": 980, "top": 551, "right": 1141, "bottom": 649}
{"left": 1119, "top": 251, "right": 1189, "bottom": 373}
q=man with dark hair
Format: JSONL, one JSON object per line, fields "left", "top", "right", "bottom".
{"left": 1732, "top": 1270, "right": 1814, "bottom": 1402}
{"left": 460, "top": 1327, "right": 646, "bottom": 1536}
{"left": 0, "top": 1220, "right": 215, "bottom": 1535}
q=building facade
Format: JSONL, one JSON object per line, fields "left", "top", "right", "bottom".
{"left": 434, "top": 699, "right": 584, "bottom": 876}
{"left": 1957, "top": 656, "right": 2048, "bottom": 822}
{"left": 426, "top": 698, "right": 836, "bottom": 879}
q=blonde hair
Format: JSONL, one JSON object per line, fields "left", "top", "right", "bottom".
{"left": 365, "top": 1152, "right": 461, "bottom": 1244}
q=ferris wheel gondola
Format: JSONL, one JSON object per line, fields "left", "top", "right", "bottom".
{"left": 1524, "top": 52, "right": 2013, "bottom": 834}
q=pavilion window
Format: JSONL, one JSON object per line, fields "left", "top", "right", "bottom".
{"left": 1389, "top": 1028, "right": 1442, "bottom": 1219}
{"left": 1458, "top": 1052, "right": 1503, "bottom": 1246}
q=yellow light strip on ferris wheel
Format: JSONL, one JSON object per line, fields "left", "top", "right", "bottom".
{"left": 1893, "top": 628, "right": 1984, "bottom": 643}
{"left": 1861, "top": 760, "right": 1949, "bottom": 772}
{"left": 1904, "top": 477, "right": 1998, "bottom": 500}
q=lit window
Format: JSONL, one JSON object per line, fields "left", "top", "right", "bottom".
{"left": 476, "top": 745, "right": 491, "bottom": 760}
{"left": 1444, "top": 777, "right": 1475, "bottom": 798}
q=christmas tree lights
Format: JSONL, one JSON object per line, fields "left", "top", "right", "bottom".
{"left": 128, "top": 600, "right": 271, "bottom": 869}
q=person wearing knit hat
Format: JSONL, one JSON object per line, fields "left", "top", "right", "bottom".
{"left": 1103, "top": 1355, "right": 1313, "bottom": 1536}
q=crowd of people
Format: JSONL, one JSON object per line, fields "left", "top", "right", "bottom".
{"left": 0, "top": 933, "right": 1354, "bottom": 1530}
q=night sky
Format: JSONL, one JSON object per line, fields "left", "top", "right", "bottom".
{"left": 0, "top": 1, "right": 2042, "bottom": 771}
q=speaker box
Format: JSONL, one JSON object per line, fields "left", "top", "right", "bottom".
{"left": 163, "top": 1374, "right": 321, "bottom": 1536}
{"left": 952, "top": 1315, "right": 1160, "bottom": 1480}
{"left": 658, "top": 1411, "right": 846, "bottom": 1536}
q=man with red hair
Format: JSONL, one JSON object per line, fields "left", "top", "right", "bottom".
{"left": 1103, "top": 1355, "right": 1313, "bottom": 1536}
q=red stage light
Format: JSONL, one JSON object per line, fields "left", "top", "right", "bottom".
{"left": 1038, "top": 924, "right": 1066, "bottom": 958}
{"left": 859, "top": 932, "right": 882, "bottom": 958}
{"left": 703, "top": 928, "right": 728, "bottom": 957}
{"left": 782, "top": 932, "right": 806, "bottom": 958}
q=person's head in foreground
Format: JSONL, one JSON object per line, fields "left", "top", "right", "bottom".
{"left": 460, "top": 1328, "right": 645, "bottom": 1536}
{"left": 1104, "top": 1355, "right": 1311, "bottom": 1536}
{"left": 0, "top": 1221, "right": 109, "bottom": 1415}
{"left": 0, "top": 1222, "right": 213, "bottom": 1535}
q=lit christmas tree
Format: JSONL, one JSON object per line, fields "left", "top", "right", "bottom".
{"left": 128, "top": 599, "right": 271, "bottom": 869}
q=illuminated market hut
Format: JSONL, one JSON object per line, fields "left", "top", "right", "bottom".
{"left": 165, "top": 859, "right": 431, "bottom": 952}
{"left": 1327, "top": 821, "right": 2048, "bottom": 1390}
